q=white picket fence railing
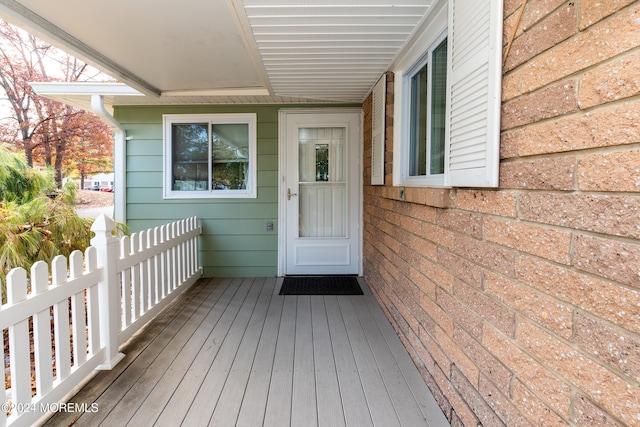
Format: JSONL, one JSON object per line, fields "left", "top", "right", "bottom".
{"left": 1, "top": 215, "right": 202, "bottom": 427}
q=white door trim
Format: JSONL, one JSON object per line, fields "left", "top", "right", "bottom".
{"left": 278, "top": 108, "right": 363, "bottom": 277}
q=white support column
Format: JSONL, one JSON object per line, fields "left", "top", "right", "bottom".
{"left": 91, "top": 214, "right": 126, "bottom": 370}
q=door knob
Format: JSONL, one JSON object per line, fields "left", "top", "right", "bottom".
{"left": 287, "top": 188, "right": 297, "bottom": 200}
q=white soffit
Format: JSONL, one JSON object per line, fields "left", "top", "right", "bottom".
{"left": 242, "top": 0, "right": 434, "bottom": 102}
{"left": 0, "top": 0, "right": 436, "bottom": 105}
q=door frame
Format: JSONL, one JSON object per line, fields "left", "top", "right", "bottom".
{"left": 277, "top": 108, "right": 363, "bottom": 277}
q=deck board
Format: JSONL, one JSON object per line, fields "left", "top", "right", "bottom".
{"left": 45, "top": 277, "right": 450, "bottom": 427}
{"left": 325, "top": 295, "right": 374, "bottom": 427}
{"left": 181, "top": 277, "right": 263, "bottom": 425}
{"left": 126, "top": 278, "right": 239, "bottom": 425}
{"left": 291, "top": 296, "right": 317, "bottom": 427}
{"left": 312, "top": 297, "right": 346, "bottom": 427}
{"left": 236, "top": 278, "right": 283, "bottom": 427}
{"left": 102, "top": 278, "right": 229, "bottom": 425}
{"left": 208, "top": 278, "right": 275, "bottom": 426}
{"left": 73, "top": 278, "right": 224, "bottom": 426}
{"left": 338, "top": 296, "right": 402, "bottom": 427}
{"left": 262, "top": 294, "right": 296, "bottom": 427}
{"left": 353, "top": 296, "right": 432, "bottom": 427}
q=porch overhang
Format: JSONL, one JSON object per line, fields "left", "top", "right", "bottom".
{"left": 0, "top": 0, "right": 437, "bottom": 105}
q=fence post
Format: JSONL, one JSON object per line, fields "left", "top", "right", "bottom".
{"left": 91, "top": 214, "right": 125, "bottom": 370}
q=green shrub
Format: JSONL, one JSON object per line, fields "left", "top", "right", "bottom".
{"left": 0, "top": 144, "right": 93, "bottom": 302}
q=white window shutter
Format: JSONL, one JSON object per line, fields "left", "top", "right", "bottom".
{"left": 445, "top": 0, "right": 503, "bottom": 187}
{"left": 371, "top": 74, "right": 386, "bottom": 186}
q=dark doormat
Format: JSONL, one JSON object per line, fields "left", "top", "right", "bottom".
{"left": 279, "top": 276, "right": 363, "bottom": 295}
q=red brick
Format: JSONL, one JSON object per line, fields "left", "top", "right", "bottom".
{"left": 580, "top": 0, "right": 638, "bottom": 29}
{"left": 512, "top": 379, "right": 569, "bottom": 426}
{"left": 503, "top": 0, "right": 524, "bottom": 17}
{"left": 435, "top": 325, "right": 480, "bottom": 388}
{"left": 575, "top": 312, "right": 640, "bottom": 383}
{"left": 437, "top": 209, "right": 483, "bottom": 239}
{"left": 574, "top": 233, "right": 640, "bottom": 289}
{"left": 401, "top": 187, "right": 451, "bottom": 209}
{"left": 484, "top": 217, "right": 572, "bottom": 265}
{"left": 407, "top": 201, "right": 437, "bottom": 223}
{"left": 423, "top": 222, "right": 455, "bottom": 251}
{"left": 454, "top": 279, "right": 516, "bottom": 337}
{"left": 419, "top": 363, "right": 453, "bottom": 422}
{"left": 574, "top": 393, "right": 626, "bottom": 427}
{"left": 517, "top": 255, "right": 640, "bottom": 335}
{"left": 453, "top": 234, "right": 516, "bottom": 278}
{"left": 422, "top": 188, "right": 451, "bottom": 208}
{"left": 517, "top": 319, "right": 640, "bottom": 426}
{"left": 396, "top": 274, "right": 421, "bottom": 307}
{"left": 479, "top": 375, "right": 533, "bottom": 427}
{"left": 483, "top": 326, "right": 572, "bottom": 416}
{"left": 502, "top": 2, "right": 640, "bottom": 98}
{"left": 437, "top": 287, "right": 483, "bottom": 339}
{"left": 433, "top": 363, "right": 479, "bottom": 427}
{"left": 403, "top": 187, "right": 424, "bottom": 205}
{"left": 390, "top": 286, "right": 419, "bottom": 333}
{"left": 417, "top": 292, "right": 452, "bottom": 336}
{"left": 501, "top": 80, "right": 578, "bottom": 130}
{"left": 419, "top": 256, "right": 455, "bottom": 293}
{"left": 500, "top": 128, "right": 520, "bottom": 159}
{"left": 455, "top": 189, "right": 518, "bottom": 218}
{"left": 454, "top": 327, "right": 513, "bottom": 392}
{"left": 421, "top": 325, "right": 452, "bottom": 379}
{"left": 484, "top": 271, "right": 573, "bottom": 339}
{"left": 398, "top": 241, "right": 422, "bottom": 268}
{"left": 390, "top": 301, "right": 413, "bottom": 340}
{"left": 499, "top": 155, "right": 577, "bottom": 191}
{"left": 578, "top": 150, "right": 640, "bottom": 192}
{"left": 438, "top": 249, "right": 484, "bottom": 289}
{"left": 520, "top": 0, "right": 570, "bottom": 30}
{"left": 502, "top": 72, "right": 520, "bottom": 105}
{"left": 408, "top": 234, "right": 438, "bottom": 261}
{"left": 579, "top": 50, "right": 640, "bottom": 108}
{"left": 409, "top": 328, "right": 436, "bottom": 373}
{"left": 398, "top": 212, "right": 423, "bottom": 236}
{"left": 504, "top": 2, "right": 578, "bottom": 71}
{"left": 519, "top": 192, "right": 640, "bottom": 239}
{"left": 451, "top": 366, "right": 506, "bottom": 427}
{"left": 449, "top": 410, "right": 464, "bottom": 427}
{"left": 409, "top": 266, "right": 436, "bottom": 298}
{"left": 505, "top": 101, "right": 640, "bottom": 156}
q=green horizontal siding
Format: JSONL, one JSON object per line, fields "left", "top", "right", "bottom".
{"left": 201, "top": 235, "right": 276, "bottom": 251}
{"left": 205, "top": 249, "right": 276, "bottom": 267}
{"left": 127, "top": 203, "right": 278, "bottom": 219}
{"left": 128, "top": 155, "right": 163, "bottom": 172}
{"left": 203, "top": 266, "right": 276, "bottom": 278}
{"left": 200, "top": 219, "right": 278, "bottom": 235}
{"left": 115, "top": 103, "right": 358, "bottom": 277}
{"left": 126, "top": 172, "right": 162, "bottom": 187}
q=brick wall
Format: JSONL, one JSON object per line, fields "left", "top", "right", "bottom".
{"left": 362, "top": 1, "right": 640, "bottom": 426}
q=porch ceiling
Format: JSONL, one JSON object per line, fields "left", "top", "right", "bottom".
{"left": 0, "top": 0, "right": 436, "bottom": 106}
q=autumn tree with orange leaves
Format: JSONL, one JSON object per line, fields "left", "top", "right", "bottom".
{"left": 0, "top": 20, "right": 113, "bottom": 187}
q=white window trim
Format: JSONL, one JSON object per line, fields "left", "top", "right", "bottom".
{"left": 163, "top": 113, "right": 257, "bottom": 199}
{"left": 392, "top": 0, "right": 448, "bottom": 188}
{"left": 392, "top": 0, "right": 503, "bottom": 189}
{"left": 401, "top": 29, "right": 448, "bottom": 187}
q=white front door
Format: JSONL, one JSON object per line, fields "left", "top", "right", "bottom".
{"left": 279, "top": 110, "right": 362, "bottom": 276}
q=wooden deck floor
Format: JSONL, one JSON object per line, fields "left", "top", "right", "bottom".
{"left": 45, "top": 277, "right": 449, "bottom": 427}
